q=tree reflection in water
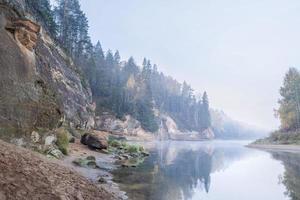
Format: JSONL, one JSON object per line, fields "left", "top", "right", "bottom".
{"left": 112, "top": 141, "right": 250, "bottom": 200}
{"left": 271, "top": 152, "right": 300, "bottom": 200}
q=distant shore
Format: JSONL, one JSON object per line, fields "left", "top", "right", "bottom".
{"left": 247, "top": 143, "right": 300, "bottom": 153}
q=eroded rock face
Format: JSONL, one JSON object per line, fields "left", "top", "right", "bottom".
{"left": 6, "top": 19, "right": 40, "bottom": 51}
{"left": 0, "top": 1, "right": 94, "bottom": 139}
{"left": 95, "top": 113, "right": 154, "bottom": 140}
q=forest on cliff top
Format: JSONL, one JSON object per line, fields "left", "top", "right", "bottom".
{"left": 26, "top": 0, "right": 211, "bottom": 133}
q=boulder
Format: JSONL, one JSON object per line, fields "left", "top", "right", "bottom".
{"left": 44, "top": 135, "right": 56, "bottom": 146}
{"left": 80, "top": 133, "right": 108, "bottom": 150}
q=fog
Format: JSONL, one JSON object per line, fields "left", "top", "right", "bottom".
{"left": 77, "top": 0, "right": 300, "bottom": 130}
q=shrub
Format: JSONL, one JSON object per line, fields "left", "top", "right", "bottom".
{"left": 127, "top": 145, "right": 140, "bottom": 153}
{"left": 56, "top": 128, "right": 69, "bottom": 155}
{"left": 109, "top": 140, "right": 121, "bottom": 148}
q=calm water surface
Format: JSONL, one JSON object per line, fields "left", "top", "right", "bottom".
{"left": 112, "top": 140, "right": 300, "bottom": 200}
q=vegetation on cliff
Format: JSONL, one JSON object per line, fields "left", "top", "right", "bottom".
{"left": 26, "top": 0, "right": 212, "bottom": 134}
{"left": 255, "top": 67, "right": 300, "bottom": 144}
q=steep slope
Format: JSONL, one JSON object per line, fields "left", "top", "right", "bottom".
{"left": 0, "top": 139, "right": 115, "bottom": 200}
{"left": 0, "top": 0, "right": 94, "bottom": 139}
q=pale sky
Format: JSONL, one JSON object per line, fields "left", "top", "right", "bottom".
{"left": 76, "top": 0, "right": 300, "bottom": 131}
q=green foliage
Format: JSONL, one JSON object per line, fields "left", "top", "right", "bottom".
{"left": 127, "top": 145, "right": 140, "bottom": 153}
{"left": 109, "top": 140, "right": 122, "bottom": 148}
{"left": 277, "top": 68, "right": 300, "bottom": 131}
{"left": 26, "top": 0, "right": 57, "bottom": 37}
{"left": 56, "top": 128, "right": 69, "bottom": 155}
{"left": 108, "top": 140, "right": 146, "bottom": 154}
{"left": 54, "top": 0, "right": 92, "bottom": 58}
{"left": 269, "top": 130, "right": 300, "bottom": 144}
{"left": 254, "top": 68, "right": 300, "bottom": 144}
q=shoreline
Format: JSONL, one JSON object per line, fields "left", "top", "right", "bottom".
{"left": 0, "top": 139, "right": 119, "bottom": 200}
{"left": 247, "top": 143, "right": 300, "bottom": 153}
{"left": 61, "top": 140, "right": 128, "bottom": 200}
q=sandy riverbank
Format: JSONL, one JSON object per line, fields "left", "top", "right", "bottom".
{"left": 0, "top": 139, "right": 119, "bottom": 200}
{"left": 247, "top": 143, "right": 300, "bottom": 153}
{"left": 62, "top": 139, "right": 127, "bottom": 199}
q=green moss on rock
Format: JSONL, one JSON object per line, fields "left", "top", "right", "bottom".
{"left": 73, "top": 156, "right": 97, "bottom": 168}
{"left": 55, "top": 128, "right": 69, "bottom": 155}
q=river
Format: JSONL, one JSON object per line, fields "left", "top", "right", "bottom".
{"left": 112, "top": 140, "right": 300, "bottom": 200}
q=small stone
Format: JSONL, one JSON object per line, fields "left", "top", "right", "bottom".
{"left": 69, "top": 137, "right": 75, "bottom": 143}
{"left": 122, "top": 154, "right": 130, "bottom": 159}
{"left": 141, "top": 151, "right": 150, "bottom": 156}
{"left": 86, "top": 156, "right": 96, "bottom": 161}
{"left": 31, "top": 131, "right": 40, "bottom": 143}
{"left": 73, "top": 157, "right": 97, "bottom": 169}
{"left": 47, "top": 148, "right": 64, "bottom": 159}
{"left": 98, "top": 177, "right": 107, "bottom": 184}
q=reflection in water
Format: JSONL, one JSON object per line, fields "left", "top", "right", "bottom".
{"left": 113, "top": 141, "right": 300, "bottom": 200}
{"left": 113, "top": 141, "right": 252, "bottom": 200}
{"left": 271, "top": 152, "right": 300, "bottom": 200}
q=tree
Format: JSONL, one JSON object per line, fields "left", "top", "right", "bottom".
{"left": 54, "top": 0, "right": 91, "bottom": 57}
{"left": 26, "top": 0, "right": 57, "bottom": 37}
{"left": 114, "top": 50, "right": 121, "bottom": 65}
{"left": 29, "top": 0, "right": 213, "bottom": 133}
{"left": 123, "top": 57, "right": 139, "bottom": 82}
{"left": 200, "top": 92, "right": 211, "bottom": 130}
{"left": 94, "top": 41, "right": 105, "bottom": 60}
{"left": 278, "top": 68, "right": 300, "bottom": 130}
{"left": 105, "top": 50, "right": 114, "bottom": 66}
{"left": 135, "top": 82, "right": 158, "bottom": 132}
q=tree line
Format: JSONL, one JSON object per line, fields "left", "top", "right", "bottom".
{"left": 277, "top": 67, "right": 300, "bottom": 131}
{"left": 26, "top": 0, "right": 211, "bottom": 133}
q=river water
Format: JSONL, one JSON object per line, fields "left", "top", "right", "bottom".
{"left": 112, "top": 140, "right": 300, "bottom": 200}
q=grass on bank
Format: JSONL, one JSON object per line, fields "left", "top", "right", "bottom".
{"left": 108, "top": 139, "right": 149, "bottom": 156}
{"left": 254, "top": 129, "right": 300, "bottom": 145}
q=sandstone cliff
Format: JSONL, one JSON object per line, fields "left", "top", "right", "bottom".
{"left": 157, "top": 114, "right": 215, "bottom": 141}
{"left": 0, "top": 0, "right": 94, "bottom": 139}
{"left": 95, "top": 113, "right": 154, "bottom": 141}
{"left": 95, "top": 112, "right": 214, "bottom": 141}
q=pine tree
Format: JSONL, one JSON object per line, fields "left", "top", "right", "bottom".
{"left": 26, "top": 0, "right": 57, "bottom": 37}
{"left": 54, "top": 0, "right": 91, "bottom": 57}
{"left": 201, "top": 92, "right": 211, "bottom": 130}
{"left": 123, "top": 57, "right": 139, "bottom": 82}
{"left": 114, "top": 50, "right": 121, "bottom": 65}
{"left": 105, "top": 50, "right": 114, "bottom": 66}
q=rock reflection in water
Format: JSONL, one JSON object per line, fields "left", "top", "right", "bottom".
{"left": 112, "top": 141, "right": 250, "bottom": 200}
